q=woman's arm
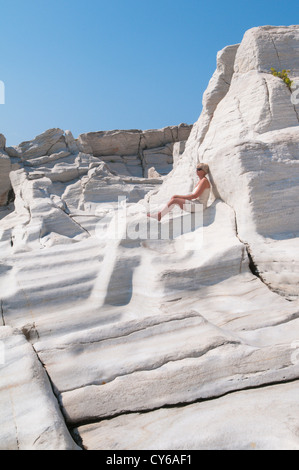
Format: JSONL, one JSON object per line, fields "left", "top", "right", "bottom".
{"left": 172, "top": 194, "right": 194, "bottom": 200}
{"left": 174, "top": 179, "right": 209, "bottom": 200}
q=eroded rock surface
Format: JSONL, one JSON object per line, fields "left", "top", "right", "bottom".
{"left": 0, "top": 327, "right": 79, "bottom": 450}
{"left": 0, "top": 26, "right": 299, "bottom": 450}
{"left": 151, "top": 26, "right": 299, "bottom": 298}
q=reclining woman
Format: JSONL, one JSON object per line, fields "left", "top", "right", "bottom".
{"left": 147, "top": 163, "right": 210, "bottom": 221}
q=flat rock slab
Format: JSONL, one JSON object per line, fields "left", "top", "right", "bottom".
{"left": 75, "top": 380, "right": 299, "bottom": 450}
{"left": 61, "top": 341, "right": 299, "bottom": 425}
{"left": 0, "top": 327, "right": 79, "bottom": 450}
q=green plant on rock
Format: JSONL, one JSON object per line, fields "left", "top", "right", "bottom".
{"left": 270, "top": 67, "right": 294, "bottom": 89}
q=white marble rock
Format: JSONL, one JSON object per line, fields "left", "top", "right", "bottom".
{"left": 0, "top": 25, "right": 299, "bottom": 451}
{"left": 76, "top": 381, "right": 299, "bottom": 450}
{"left": 0, "top": 327, "right": 79, "bottom": 450}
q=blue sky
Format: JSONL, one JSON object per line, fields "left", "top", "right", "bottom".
{"left": 1, "top": 0, "right": 298, "bottom": 146}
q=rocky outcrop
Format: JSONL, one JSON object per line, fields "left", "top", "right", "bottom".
{"left": 78, "top": 124, "right": 191, "bottom": 156}
{"left": 78, "top": 124, "right": 191, "bottom": 177}
{"left": 149, "top": 25, "right": 299, "bottom": 299}
{"left": 0, "top": 123, "right": 191, "bottom": 449}
{"left": 0, "top": 26, "right": 299, "bottom": 450}
{"left": 0, "top": 134, "right": 12, "bottom": 205}
{"left": 0, "top": 125, "right": 190, "bottom": 201}
{"left": 7, "top": 128, "right": 71, "bottom": 160}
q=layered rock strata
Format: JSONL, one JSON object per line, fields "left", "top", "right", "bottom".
{"left": 0, "top": 26, "right": 299, "bottom": 450}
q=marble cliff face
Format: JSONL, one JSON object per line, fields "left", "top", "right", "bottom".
{"left": 1, "top": 25, "right": 299, "bottom": 450}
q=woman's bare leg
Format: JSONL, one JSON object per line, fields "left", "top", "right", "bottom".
{"left": 147, "top": 197, "right": 186, "bottom": 221}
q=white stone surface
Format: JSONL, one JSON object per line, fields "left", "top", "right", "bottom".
{"left": 76, "top": 381, "right": 299, "bottom": 450}
{"left": 0, "top": 25, "right": 299, "bottom": 451}
{"left": 61, "top": 330, "right": 299, "bottom": 425}
{"left": 10, "top": 128, "right": 65, "bottom": 160}
{"left": 149, "top": 25, "right": 299, "bottom": 298}
{"left": 78, "top": 125, "right": 191, "bottom": 157}
{"left": 0, "top": 327, "right": 79, "bottom": 450}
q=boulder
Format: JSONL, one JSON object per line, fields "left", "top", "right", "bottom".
{"left": 0, "top": 153, "right": 11, "bottom": 205}
{"left": 11, "top": 128, "right": 65, "bottom": 160}
{"left": 0, "top": 134, "right": 12, "bottom": 206}
{"left": 0, "top": 133, "right": 6, "bottom": 150}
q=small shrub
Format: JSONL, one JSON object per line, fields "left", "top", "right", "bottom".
{"left": 270, "top": 67, "right": 294, "bottom": 89}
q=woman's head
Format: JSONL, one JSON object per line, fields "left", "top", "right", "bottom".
{"left": 196, "top": 163, "right": 209, "bottom": 176}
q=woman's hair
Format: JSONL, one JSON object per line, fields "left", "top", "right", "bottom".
{"left": 197, "top": 163, "right": 210, "bottom": 175}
